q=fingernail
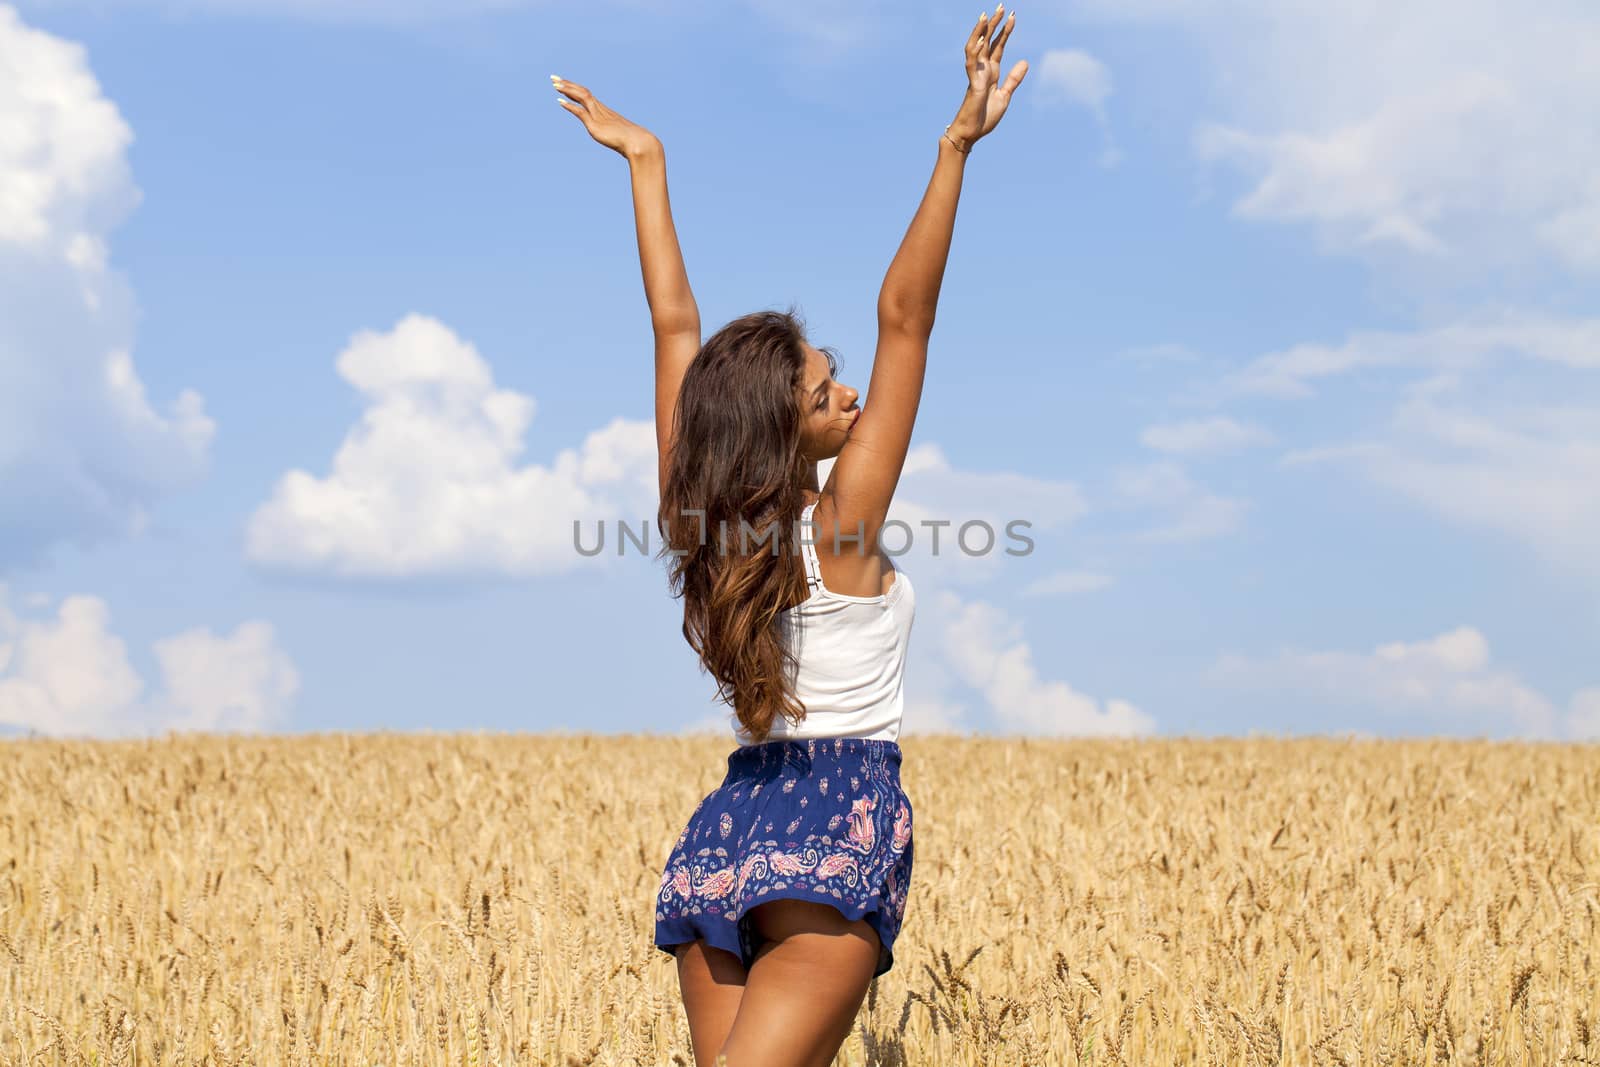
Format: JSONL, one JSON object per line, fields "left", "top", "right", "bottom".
{"left": 550, "top": 74, "right": 563, "bottom": 84}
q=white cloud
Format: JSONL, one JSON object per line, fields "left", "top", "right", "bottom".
{"left": 1207, "top": 624, "right": 1595, "bottom": 740}
{"left": 1174, "top": 310, "right": 1600, "bottom": 584}
{"left": 0, "top": 5, "right": 133, "bottom": 251}
{"left": 1140, "top": 416, "right": 1273, "bottom": 455}
{"left": 149, "top": 621, "right": 300, "bottom": 734}
{"left": 934, "top": 589, "right": 1156, "bottom": 737}
{"left": 671, "top": 570, "right": 1141, "bottom": 740}
{"left": 244, "top": 312, "right": 660, "bottom": 579}
{"left": 1035, "top": 47, "right": 1119, "bottom": 165}
{"left": 0, "top": 584, "right": 297, "bottom": 737}
{"left": 1281, "top": 390, "right": 1600, "bottom": 583}
{"left": 1570, "top": 689, "right": 1600, "bottom": 741}
{"left": 843, "top": 442, "right": 1087, "bottom": 588}
{"left": 898, "top": 697, "right": 972, "bottom": 737}
{"left": 738, "top": 0, "right": 886, "bottom": 58}
{"left": 0, "top": 5, "right": 214, "bottom": 571}
{"left": 1037, "top": 47, "right": 1112, "bottom": 120}
{"left": 1540, "top": 180, "right": 1600, "bottom": 272}
{"left": 0, "top": 591, "right": 139, "bottom": 737}
{"left": 1190, "top": 74, "right": 1493, "bottom": 257}
{"left": 1112, "top": 460, "right": 1247, "bottom": 542}
{"left": 876, "top": 442, "right": 1089, "bottom": 533}
{"left": 1230, "top": 311, "right": 1600, "bottom": 398}
{"left": 1070, "top": 0, "right": 1600, "bottom": 275}
{"left": 1019, "top": 570, "right": 1112, "bottom": 597}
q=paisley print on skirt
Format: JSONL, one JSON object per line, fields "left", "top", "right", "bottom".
{"left": 654, "top": 737, "right": 915, "bottom": 978}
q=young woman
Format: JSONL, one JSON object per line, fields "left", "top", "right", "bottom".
{"left": 556, "top": 9, "right": 1026, "bottom": 1065}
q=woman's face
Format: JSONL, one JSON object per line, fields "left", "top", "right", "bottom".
{"left": 797, "top": 343, "right": 860, "bottom": 462}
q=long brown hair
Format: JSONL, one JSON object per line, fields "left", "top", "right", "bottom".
{"left": 655, "top": 306, "right": 835, "bottom": 744}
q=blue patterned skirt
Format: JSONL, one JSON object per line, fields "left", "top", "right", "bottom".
{"left": 654, "top": 737, "right": 915, "bottom": 978}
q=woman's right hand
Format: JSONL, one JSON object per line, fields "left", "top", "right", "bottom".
{"left": 553, "top": 76, "right": 662, "bottom": 161}
{"left": 946, "top": 4, "right": 1028, "bottom": 149}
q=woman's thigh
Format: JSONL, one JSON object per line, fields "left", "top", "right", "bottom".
{"left": 675, "top": 939, "right": 748, "bottom": 1067}
{"left": 715, "top": 899, "right": 880, "bottom": 1067}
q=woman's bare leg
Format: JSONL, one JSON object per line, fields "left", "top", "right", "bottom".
{"left": 714, "top": 899, "right": 880, "bottom": 1067}
{"left": 675, "top": 940, "right": 748, "bottom": 1067}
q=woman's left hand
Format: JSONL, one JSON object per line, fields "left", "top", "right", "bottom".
{"left": 553, "top": 76, "right": 661, "bottom": 160}
{"left": 947, "top": 4, "right": 1028, "bottom": 147}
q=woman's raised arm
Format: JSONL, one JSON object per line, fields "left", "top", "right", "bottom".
{"left": 554, "top": 76, "right": 701, "bottom": 493}
{"left": 826, "top": 6, "right": 1027, "bottom": 541}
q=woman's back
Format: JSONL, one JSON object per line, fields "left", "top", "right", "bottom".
{"left": 730, "top": 497, "right": 916, "bottom": 745}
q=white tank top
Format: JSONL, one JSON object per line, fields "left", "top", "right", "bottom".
{"left": 731, "top": 498, "right": 917, "bottom": 745}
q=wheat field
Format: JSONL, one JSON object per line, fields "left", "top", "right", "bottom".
{"left": 0, "top": 732, "right": 1596, "bottom": 1065}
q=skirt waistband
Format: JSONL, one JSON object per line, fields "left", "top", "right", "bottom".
{"left": 726, "top": 737, "right": 902, "bottom": 782}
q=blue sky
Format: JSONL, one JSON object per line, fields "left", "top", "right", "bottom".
{"left": 2, "top": 0, "right": 1597, "bottom": 742}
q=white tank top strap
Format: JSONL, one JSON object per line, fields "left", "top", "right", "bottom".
{"left": 800, "top": 499, "right": 824, "bottom": 594}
